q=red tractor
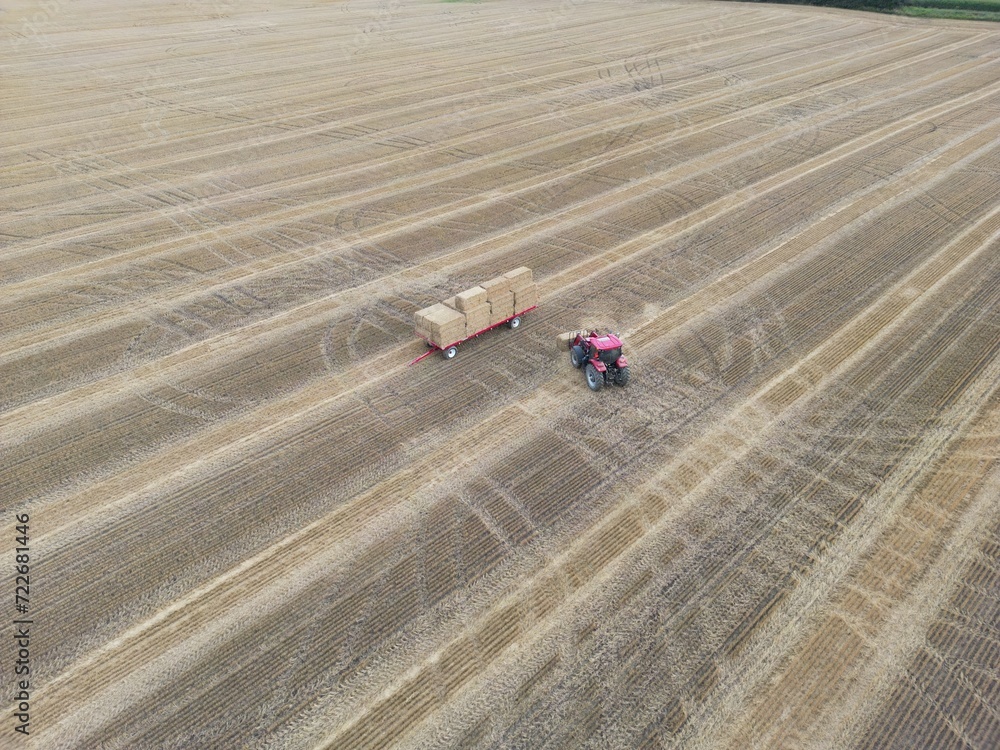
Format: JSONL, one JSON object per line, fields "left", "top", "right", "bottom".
{"left": 569, "top": 331, "right": 630, "bottom": 391}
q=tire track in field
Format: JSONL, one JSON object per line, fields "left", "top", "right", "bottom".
{"left": 8, "top": 75, "right": 999, "bottom": 555}
{"left": 12, "top": 4, "right": 1000, "bottom": 746}
{"left": 853, "top": 472, "right": 1000, "bottom": 749}
{"left": 418, "top": 231, "right": 1000, "bottom": 750}
{"left": 0, "top": 22, "right": 964, "bottom": 284}
{"left": 7, "top": 43, "right": 992, "bottom": 378}
{"left": 0, "top": 5, "right": 787, "bottom": 181}
{"left": 314, "top": 191, "right": 1000, "bottom": 750}
{"left": 0, "top": 19, "right": 940, "bottom": 305}
{"left": 677, "top": 369, "right": 1000, "bottom": 750}
{"left": 7, "top": 66, "right": 1000, "bottom": 560}
{"left": 0, "top": 0, "right": 710, "bottom": 144}
{"left": 4, "top": 44, "right": 997, "bottom": 438}
{"left": 29, "top": 378, "right": 579, "bottom": 747}
{"left": 29, "top": 153, "right": 996, "bottom": 748}
{"left": 1, "top": 5, "right": 785, "bottom": 230}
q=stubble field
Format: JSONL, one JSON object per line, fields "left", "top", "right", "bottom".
{"left": 3, "top": 0, "right": 999, "bottom": 747}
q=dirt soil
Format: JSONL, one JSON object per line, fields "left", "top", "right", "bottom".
{"left": 3, "top": 1, "right": 999, "bottom": 747}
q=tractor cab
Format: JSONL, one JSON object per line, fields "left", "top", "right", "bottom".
{"left": 598, "top": 345, "right": 622, "bottom": 365}
{"left": 591, "top": 334, "right": 623, "bottom": 364}
{"left": 568, "top": 331, "right": 630, "bottom": 390}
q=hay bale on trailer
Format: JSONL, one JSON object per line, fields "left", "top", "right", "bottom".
{"left": 408, "top": 268, "right": 538, "bottom": 365}
{"left": 455, "top": 286, "right": 488, "bottom": 311}
{"left": 488, "top": 293, "right": 515, "bottom": 325}
{"left": 503, "top": 266, "right": 533, "bottom": 291}
{"left": 513, "top": 284, "right": 538, "bottom": 311}
{"left": 480, "top": 276, "right": 511, "bottom": 302}
{"left": 415, "top": 303, "right": 466, "bottom": 347}
{"left": 464, "top": 305, "right": 491, "bottom": 338}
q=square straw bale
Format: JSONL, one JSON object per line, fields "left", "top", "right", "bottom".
{"left": 464, "top": 306, "right": 491, "bottom": 337}
{"left": 455, "top": 286, "right": 488, "bottom": 311}
{"left": 513, "top": 284, "right": 538, "bottom": 311}
{"left": 503, "top": 267, "right": 534, "bottom": 291}
{"left": 489, "top": 293, "right": 515, "bottom": 325}
{"left": 480, "top": 276, "right": 511, "bottom": 301}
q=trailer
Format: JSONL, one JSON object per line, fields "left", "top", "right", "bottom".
{"left": 408, "top": 304, "right": 537, "bottom": 365}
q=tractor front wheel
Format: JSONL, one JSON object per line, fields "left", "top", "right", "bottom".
{"left": 614, "top": 366, "right": 631, "bottom": 386}
{"left": 570, "top": 345, "right": 586, "bottom": 369}
{"left": 443, "top": 346, "right": 458, "bottom": 360}
{"left": 585, "top": 363, "right": 603, "bottom": 391}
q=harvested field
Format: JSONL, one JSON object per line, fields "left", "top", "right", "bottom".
{"left": 3, "top": 0, "right": 1000, "bottom": 747}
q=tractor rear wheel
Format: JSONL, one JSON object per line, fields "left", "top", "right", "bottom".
{"left": 614, "top": 366, "right": 630, "bottom": 386}
{"left": 585, "top": 363, "right": 603, "bottom": 391}
{"left": 443, "top": 346, "right": 458, "bottom": 360}
{"left": 570, "top": 345, "right": 585, "bottom": 369}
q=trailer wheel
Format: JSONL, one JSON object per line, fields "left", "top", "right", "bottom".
{"left": 570, "top": 345, "right": 586, "bottom": 369}
{"left": 614, "top": 366, "right": 630, "bottom": 386}
{"left": 508, "top": 316, "right": 521, "bottom": 330}
{"left": 443, "top": 346, "right": 458, "bottom": 360}
{"left": 585, "top": 363, "right": 603, "bottom": 391}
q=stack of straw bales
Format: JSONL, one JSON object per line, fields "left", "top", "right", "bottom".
{"left": 481, "top": 277, "right": 514, "bottom": 326}
{"left": 504, "top": 267, "right": 538, "bottom": 312}
{"left": 413, "top": 303, "right": 465, "bottom": 348}
{"left": 413, "top": 267, "right": 538, "bottom": 347}
{"left": 454, "top": 286, "right": 490, "bottom": 338}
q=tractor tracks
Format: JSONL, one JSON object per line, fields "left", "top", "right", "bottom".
{"left": 11, "top": 2, "right": 1000, "bottom": 747}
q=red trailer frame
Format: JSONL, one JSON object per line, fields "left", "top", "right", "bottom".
{"left": 408, "top": 305, "right": 537, "bottom": 365}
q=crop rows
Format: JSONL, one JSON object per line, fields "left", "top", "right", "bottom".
{"left": 4, "top": 22, "right": 996, "bottom": 410}
{"left": 6, "top": 1, "right": 1000, "bottom": 748}
{"left": 325, "top": 180, "right": 1000, "bottom": 749}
